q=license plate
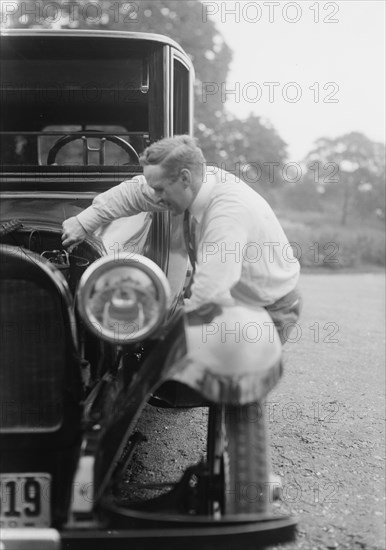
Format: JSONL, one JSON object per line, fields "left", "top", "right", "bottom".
{"left": 0, "top": 473, "right": 51, "bottom": 528}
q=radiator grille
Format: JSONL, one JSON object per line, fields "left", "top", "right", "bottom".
{"left": 0, "top": 280, "right": 66, "bottom": 431}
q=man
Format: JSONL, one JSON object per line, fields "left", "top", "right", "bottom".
{"left": 63, "top": 134, "right": 301, "bottom": 501}
{"left": 62, "top": 135, "right": 301, "bottom": 340}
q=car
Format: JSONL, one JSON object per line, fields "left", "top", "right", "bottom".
{"left": 0, "top": 29, "right": 297, "bottom": 549}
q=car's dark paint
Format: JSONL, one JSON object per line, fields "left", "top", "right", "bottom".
{"left": 0, "top": 29, "right": 192, "bottom": 531}
{"left": 0, "top": 245, "right": 83, "bottom": 526}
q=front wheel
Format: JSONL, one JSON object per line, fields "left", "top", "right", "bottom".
{"left": 207, "top": 402, "right": 271, "bottom": 515}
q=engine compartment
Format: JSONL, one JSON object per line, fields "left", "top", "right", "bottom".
{"left": 0, "top": 225, "right": 101, "bottom": 294}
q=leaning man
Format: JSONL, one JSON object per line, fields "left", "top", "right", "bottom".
{"left": 62, "top": 134, "right": 301, "bottom": 342}
{"left": 63, "top": 134, "right": 302, "bottom": 502}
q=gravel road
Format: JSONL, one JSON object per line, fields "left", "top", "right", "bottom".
{"left": 122, "top": 273, "right": 385, "bottom": 550}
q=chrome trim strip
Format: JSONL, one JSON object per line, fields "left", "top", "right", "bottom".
{"left": 164, "top": 46, "right": 171, "bottom": 137}
{"left": 0, "top": 191, "right": 98, "bottom": 200}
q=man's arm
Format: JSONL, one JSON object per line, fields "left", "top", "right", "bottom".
{"left": 62, "top": 175, "right": 164, "bottom": 250}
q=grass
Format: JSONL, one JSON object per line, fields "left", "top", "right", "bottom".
{"left": 275, "top": 210, "right": 385, "bottom": 270}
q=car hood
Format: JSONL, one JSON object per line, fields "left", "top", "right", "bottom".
{"left": 0, "top": 194, "right": 152, "bottom": 258}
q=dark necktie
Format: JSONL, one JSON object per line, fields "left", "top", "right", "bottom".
{"left": 183, "top": 209, "right": 196, "bottom": 298}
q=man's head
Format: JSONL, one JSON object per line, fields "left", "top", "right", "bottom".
{"left": 139, "top": 135, "right": 205, "bottom": 214}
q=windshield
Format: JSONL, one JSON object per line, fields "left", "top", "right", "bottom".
{"left": 2, "top": 127, "right": 148, "bottom": 167}
{"left": 0, "top": 35, "right": 152, "bottom": 168}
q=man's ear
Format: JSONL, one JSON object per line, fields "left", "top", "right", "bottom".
{"left": 180, "top": 168, "right": 191, "bottom": 188}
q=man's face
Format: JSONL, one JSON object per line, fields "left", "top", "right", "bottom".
{"left": 144, "top": 164, "right": 193, "bottom": 215}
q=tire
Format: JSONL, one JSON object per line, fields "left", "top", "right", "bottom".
{"left": 208, "top": 402, "right": 271, "bottom": 515}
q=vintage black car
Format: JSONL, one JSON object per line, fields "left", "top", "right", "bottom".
{"left": 0, "top": 29, "right": 296, "bottom": 549}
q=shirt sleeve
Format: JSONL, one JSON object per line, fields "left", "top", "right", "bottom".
{"left": 188, "top": 201, "right": 249, "bottom": 310}
{"left": 76, "top": 175, "right": 165, "bottom": 233}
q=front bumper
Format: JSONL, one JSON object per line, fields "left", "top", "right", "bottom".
{"left": 0, "top": 528, "right": 60, "bottom": 550}
{"left": 0, "top": 516, "right": 296, "bottom": 550}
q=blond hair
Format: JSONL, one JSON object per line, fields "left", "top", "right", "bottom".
{"left": 139, "top": 135, "right": 205, "bottom": 181}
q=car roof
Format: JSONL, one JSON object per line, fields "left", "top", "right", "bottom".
{"left": 0, "top": 28, "right": 189, "bottom": 57}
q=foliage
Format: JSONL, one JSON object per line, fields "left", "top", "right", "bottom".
{"left": 302, "top": 132, "right": 386, "bottom": 225}
{"left": 278, "top": 181, "right": 324, "bottom": 212}
{"left": 201, "top": 114, "right": 287, "bottom": 184}
{"left": 283, "top": 221, "right": 386, "bottom": 271}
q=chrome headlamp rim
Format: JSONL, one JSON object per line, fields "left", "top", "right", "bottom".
{"left": 77, "top": 254, "right": 170, "bottom": 344}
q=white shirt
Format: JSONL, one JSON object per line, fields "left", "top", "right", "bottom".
{"left": 77, "top": 169, "right": 300, "bottom": 309}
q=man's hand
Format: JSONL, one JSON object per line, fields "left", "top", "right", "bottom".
{"left": 62, "top": 217, "right": 87, "bottom": 252}
{"left": 185, "top": 303, "right": 223, "bottom": 326}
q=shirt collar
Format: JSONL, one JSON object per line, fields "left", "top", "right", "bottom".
{"left": 189, "top": 171, "right": 216, "bottom": 223}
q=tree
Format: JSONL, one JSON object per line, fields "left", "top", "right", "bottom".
{"left": 303, "top": 132, "right": 386, "bottom": 225}
{"left": 201, "top": 114, "right": 287, "bottom": 186}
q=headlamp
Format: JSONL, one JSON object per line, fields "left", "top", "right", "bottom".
{"left": 77, "top": 255, "right": 170, "bottom": 344}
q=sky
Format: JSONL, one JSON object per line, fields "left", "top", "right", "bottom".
{"left": 206, "top": 0, "right": 385, "bottom": 160}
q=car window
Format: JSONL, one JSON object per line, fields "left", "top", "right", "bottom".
{"left": 38, "top": 125, "right": 143, "bottom": 166}
{"left": 1, "top": 126, "right": 148, "bottom": 167}
{"left": 0, "top": 37, "right": 151, "bottom": 168}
